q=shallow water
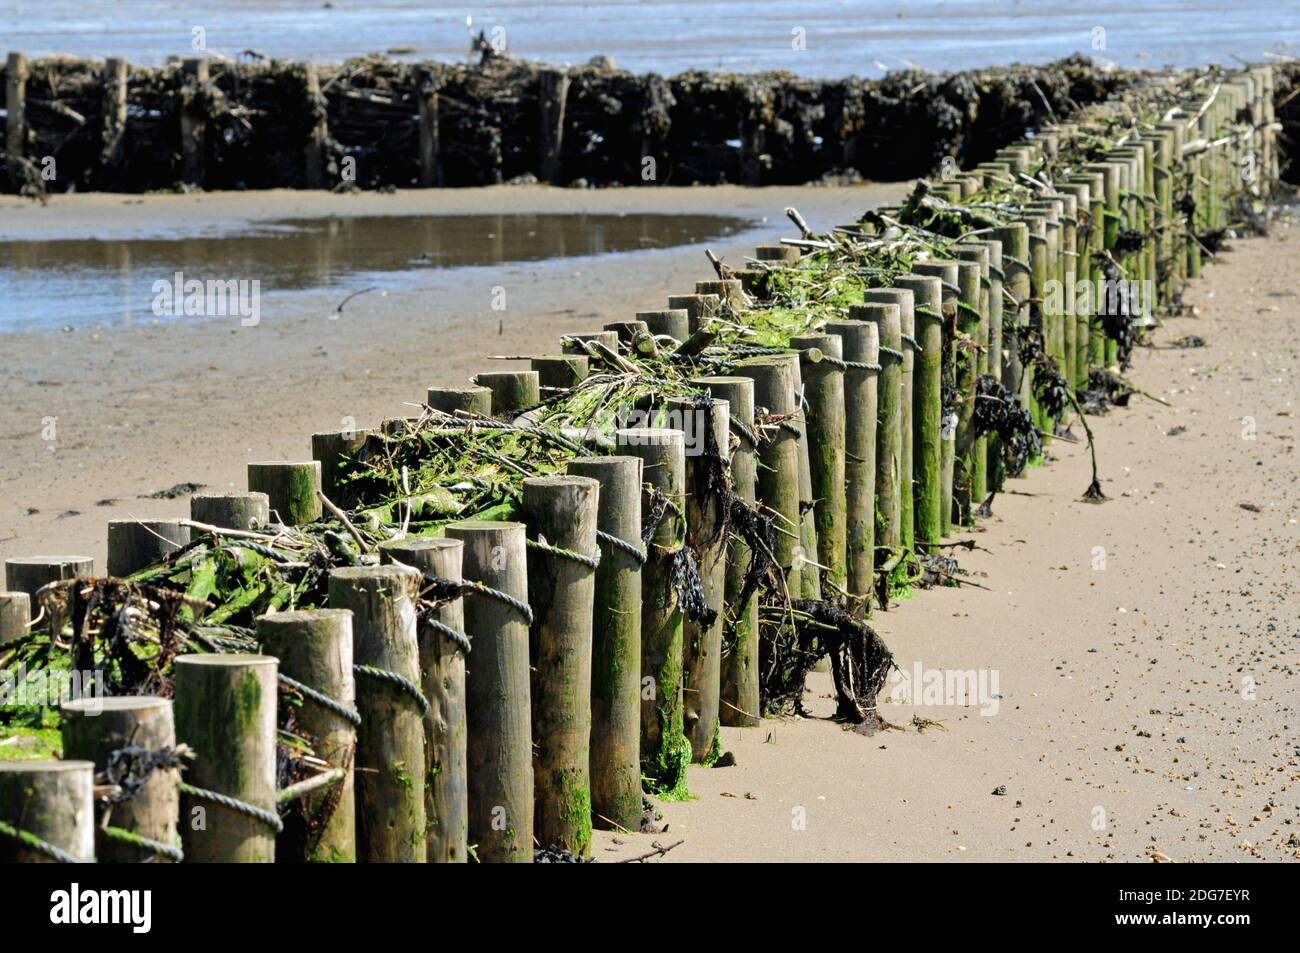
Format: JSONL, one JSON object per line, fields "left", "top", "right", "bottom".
{"left": 0, "top": 212, "right": 750, "bottom": 331}
{"left": 0, "top": 0, "right": 1294, "bottom": 74}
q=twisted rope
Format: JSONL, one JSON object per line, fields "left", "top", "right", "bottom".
{"left": 914, "top": 305, "right": 944, "bottom": 320}
{"left": 901, "top": 334, "right": 922, "bottom": 352}
{"left": 1002, "top": 253, "right": 1030, "bottom": 271}
{"left": 596, "top": 530, "right": 648, "bottom": 566}
{"left": 843, "top": 359, "right": 883, "bottom": 372}
{"left": 0, "top": 818, "right": 82, "bottom": 863}
{"left": 779, "top": 420, "right": 804, "bottom": 438}
{"left": 353, "top": 664, "right": 430, "bottom": 715}
{"left": 461, "top": 580, "right": 534, "bottom": 625}
{"left": 878, "top": 345, "right": 905, "bottom": 362}
{"left": 180, "top": 783, "right": 284, "bottom": 833}
{"left": 526, "top": 536, "right": 601, "bottom": 570}
{"left": 729, "top": 418, "right": 761, "bottom": 449}
{"left": 101, "top": 825, "right": 185, "bottom": 862}
{"left": 278, "top": 673, "right": 362, "bottom": 727}
{"left": 426, "top": 617, "right": 471, "bottom": 653}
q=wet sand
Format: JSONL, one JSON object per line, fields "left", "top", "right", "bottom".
{"left": 3, "top": 187, "right": 1297, "bottom": 864}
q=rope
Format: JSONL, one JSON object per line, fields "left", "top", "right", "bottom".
{"left": 914, "top": 305, "right": 944, "bottom": 319}
{"left": 180, "top": 783, "right": 284, "bottom": 834}
{"left": 844, "top": 360, "right": 884, "bottom": 371}
{"left": 101, "top": 825, "right": 185, "bottom": 862}
{"left": 353, "top": 664, "right": 431, "bottom": 715}
{"left": 901, "top": 334, "right": 922, "bottom": 352}
{"left": 0, "top": 818, "right": 82, "bottom": 863}
{"left": 878, "top": 345, "right": 905, "bottom": 362}
{"left": 462, "top": 580, "right": 534, "bottom": 625}
{"left": 426, "top": 617, "right": 471, "bottom": 653}
{"left": 779, "top": 420, "right": 804, "bottom": 438}
{"left": 596, "top": 529, "right": 648, "bottom": 566}
{"left": 278, "top": 673, "right": 362, "bottom": 727}
{"left": 729, "top": 418, "right": 761, "bottom": 449}
{"left": 1003, "top": 254, "right": 1030, "bottom": 270}
{"left": 526, "top": 536, "right": 601, "bottom": 570}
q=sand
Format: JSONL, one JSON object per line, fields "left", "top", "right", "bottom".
{"left": 2, "top": 186, "right": 1297, "bottom": 864}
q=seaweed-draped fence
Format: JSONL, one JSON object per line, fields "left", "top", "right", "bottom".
{"left": 0, "top": 61, "right": 1285, "bottom": 863}
{"left": 0, "top": 50, "right": 1133, "bottom": 195}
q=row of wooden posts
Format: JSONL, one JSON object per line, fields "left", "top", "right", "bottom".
{"left": 0, "top": 64, "right": 1280, "bottom": 862}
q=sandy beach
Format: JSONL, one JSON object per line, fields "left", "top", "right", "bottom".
{"left": 2, "top": 187, "right": 1297, "bottom": 863}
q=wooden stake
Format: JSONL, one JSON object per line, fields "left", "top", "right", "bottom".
{"left": 537, "top": 68, "right": 570, "bottom": 183}
{"left": 665, "top": 397, "right": 729, "bottom": 762}
{"left": 107, "top": 518, "right": 191, "bottom": 577}
{"left": 247, "top": 461, "right": 322, "bottom": 527}
{"left": 637, "top": 309, "right": 690, "bottom": 342}
{"left": 327, "top": 565, "right": 426, "bottom": 863}
{"left": 0, "top": 761, "right": 94, "bottom": 863}
{"left": 101, "top": 58, "right": 129, "bottom": 176}
{"left": 0, "top": 591, "right": 30, "bottom": 645}
{"left": 257, "top": 608, "right": 358, "bottom": 863}
{"left": 4, "top": 53, "right": 28, "bottom": 190}
{"left": 521, "top": 476, "right": 599, "bottom": 855}
{"left": 179, "top": 57, "right": 209, "bottom": 187}
{"left": 531, "top": 354, "right": 589, "bottom": 390}
{"left": 566, "top": 456, "right": 644, "bottom": 829}
{"left": 4, "top": 556, "right": 93, "bottom": 604}
{"left": 892, "top": 275, "right": 943, "bottom": 553}
{"left": 691, "top": 376, "right": 761, "bottom": 727}
{"left": 616, "top": 427, "right": 690, "bottom": 794}
{"left": 380, "top": 537, "right": 468, "bottom": 863}
{"left": 427, "top": 384, "right": 492, "bottom": 417}
{"left": 474, "top": 371, "right": 540, "bottom": 415}
{"left": 443, "top": 520, "right": 533, "bottom": 863}
{"left": 862, "top": 287, "right": 917, "bottom": 552}
{"left": 313, "top": 429, "right": 373, "bottom": 508}
{"left": 850, "top": 302, "right": 902, "bottom": 565}
{"left": 789, "top": 333, "right": 847, "bottom": 590}
{"left": 667, "top": 293, "right": 721, "bottom": 333}
{"left": 174, "top": 653, "right": 279, "bottom": 863}
{"left": 304, "top": 64, "right": 328, "bottom": 188}
{"left": 61, "top": 697, "right": 181, "bottom": 863}
{"left": 190, "top": 492, "right": 270, "bottom": 531}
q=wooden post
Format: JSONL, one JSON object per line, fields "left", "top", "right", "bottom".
{"left": 665, "top": 397, "right": 729, "bottom": 763}
{"left": 427, "top": 384, "right": 492, "bottom": 417}
{"left": 190, "top": 491, "right": 270, "bottom": 530}
{"left": 4, "top": 52, "right": 28, "bottom": 191}
{"left": 444, "top": 520, "right": 533, "bottom": 863}
{"left": 850, "top": 302, "right": 902, "bottom": 567}
{"left": 821, "top": 319, "right": 879, "bottom": 595}
{"left": 566, "top": 456, "right": 644, "bottom": 830}
{"left": 691, "top": 376, "right": 761, "bottom": 727}
{"left": 949, "top": 260, "right": 983, "bottom": 525}
{"left": 179, "top": 57, "right": 208, "bottom": 187}
{"left": 562, "top": 330, "right": 620, "bottom": 356}
{"left": 473, "top": 371, "right": 539, "bottom": 415}
{"left": 312, "top": 428, "right": 373, "bottom": 508}
{"left": 106, "top": 518, "right": 191, "bottom": 577}
{"left": 257, "top": 609, "right": 357, "bottom": 863}
{"left": 992, "top": 222, "right": 1031, "bottom": 406}
{"left": 910, "top": 260, "right": 959, "bottom": 535}
{"left": 379, "top": 538, "right": 468, "bottom": 862}
{"left": 775, "top": 351, "right": 822, "bottom": 601}
{"left": 327, "top": 565, "right": 425, "bottom": 863}
{"left": 604, "top": 320, "right": 648, "bottom": 345}
{"left": 862, "top": 287, "right": 917, "bottom": 553}
{"left": 892, "top": 275, "right": 943, "bottom": 552}
{"left": 790, "top": 333, "right": 846, "bottom": 591}
{"left": 521, "top": 476, "right": 599, "bottom": 854}
{"left": 667, "top": 293, "right": 721, "bottom": 333}
{"left": 637, "top": 308, "right": 690, "bottom": 342}
{"left": 247, "top": 461, "right": 322, "bottom": 526}
{"left": 616, "top": 427, "right": 690, "bottom": 796}
{"left": 952, "top": 246, "right": 990, "bottom": 509}
{"left": 101, "top": 58, "right": 129, "bottom": 176}
{"left": 61, "top": 697, "right": 181, "bottom": 863}
{"left": 174, "top": 653, "right": 278, "bottom": 863}
{"left": 0, "top": 591, "right": 30, "bottom": 645}
{"left": 531, "top": 354, "right": 588, "bottom": 390}
{"left": 304, "top": 63, "right": 327, "bottom": 189}
{"left": 416, "top": 65, "right": 442, "bottom": 188}
{"left": 538, "top": 68, "right": 570, "bottom": 183}
{"left": 733, "top": 358, "right": 801, "bottom": 594}
{"left": 0, "top": 761, "right": 95, "bottom": 863}
{"left": 4, "top": 556, "right": 93, "bottom": 604}
{"left": 755, "top": 244, "right": 801, "bottom": 263}
{"left": 695, "top": 279, "right": 746, "bottom": 311}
